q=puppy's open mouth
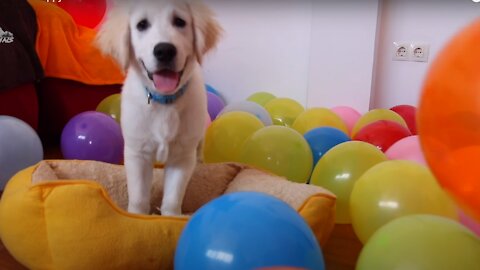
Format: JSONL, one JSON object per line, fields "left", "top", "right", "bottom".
{"left": 141, "top": 60, "right": 183, "bottom": 94}
{"left": 150, "top": 70, "right": 183, "bottom": 94}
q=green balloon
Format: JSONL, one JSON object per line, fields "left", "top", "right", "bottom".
{"left": 239, "top": 126, "right": 313, "bottom": 183}
{"left": 264, "top": 98, "right": 305, "bottom": 127}
{"left": 310, "top": 141, "right": 387, "bottom": 224}
{"left": 96, "top": 94, "right": 121, "bottom": 124}
{"left": 203, "top": 111, "right": 264, "bottom": 163}
{"left": 247, "top": 92, "right": 276, "bottom": 106}
{"left": 357, "top": 215, "right": 480, "bottom": 270}
{"left": 350, "top": 161, "right": 457, "bottom": 244}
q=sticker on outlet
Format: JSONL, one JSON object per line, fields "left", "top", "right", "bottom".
{"left": 410, "top": 44, "right": 429, "bottom": 62}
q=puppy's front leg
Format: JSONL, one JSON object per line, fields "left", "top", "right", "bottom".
{"left": 161, "top": 153, "right": 196, "bottom": 216}
{"left": 124, "top": 147, "right": 154, "bottom": 214}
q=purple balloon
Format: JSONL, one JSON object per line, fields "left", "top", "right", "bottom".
{"left": 207, "top": 91, "right": 225, "bottom": 120}
{"left": 61, "top": 111, "right": 124, "bottom": 164}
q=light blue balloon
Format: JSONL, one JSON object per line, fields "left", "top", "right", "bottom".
{"left": 218, "top": 101, "right": 273, "bottom": 126}
{"left": 304, "top": 127, "right": 350, "bottom": 167}
{"left": 0, "top": 116, "right": 43, "bottom": 189}
{"left": 175, "top": 192, "right": 325, "bottom": 270}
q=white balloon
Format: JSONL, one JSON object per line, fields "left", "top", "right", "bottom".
{"left": 0, "top": 116, "right": 43, "bottom": 189}
{"left": 218, "top": 101, "right": 273, "bottom": 126}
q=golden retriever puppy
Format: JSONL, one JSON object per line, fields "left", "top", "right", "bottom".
{"left": 96, "top": 0, "right": 222, "bottom": 215}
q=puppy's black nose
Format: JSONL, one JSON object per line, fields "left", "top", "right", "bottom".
{"left": 153, "top": 43, "right": 177, "bottom": 63}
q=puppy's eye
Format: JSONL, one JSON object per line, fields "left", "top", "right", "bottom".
{"left": 136, "top": 19, "right": 150, "bottom": 31}
{"left": 173, "top": 16, "right": 186, "bottom": 28}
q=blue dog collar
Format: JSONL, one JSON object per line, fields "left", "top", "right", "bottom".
{"left": 145, "top": 83, "right": 188, "bottom": 105}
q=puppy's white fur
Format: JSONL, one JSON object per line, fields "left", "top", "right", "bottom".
{"left": 96, "top": 0, "right": 221, "bottom": 215}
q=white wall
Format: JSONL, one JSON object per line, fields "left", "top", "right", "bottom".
{"left": 203, "top": 0, "right": 379, "bottom": 113}
{"left": 307, "top": 0, "right": 379, "bottom": 113}
{"left": 202, "top": 0, "right": 313, "bottom": 106}
{"left": 371, "top": 0, "right": 480, "bottom": 109}
{"left": 102, "top": 0, "right": 479, "bottom": 112}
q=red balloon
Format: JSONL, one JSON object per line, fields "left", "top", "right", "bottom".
{"left": 353, "top": 120, "right": 411, "bottom": 152}
{"left": 390, "top": 105, "right": 417, "bottom": 134}
{"left": 57, "top": 0, "right": 107, "bottom": 29}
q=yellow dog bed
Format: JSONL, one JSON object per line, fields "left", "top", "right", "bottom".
{"left": 0, "top": 160, "right": 336, "bottom": 270}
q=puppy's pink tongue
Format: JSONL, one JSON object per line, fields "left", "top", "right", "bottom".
{"left": 153, "top": 71, "right": 179, "bottom": 94}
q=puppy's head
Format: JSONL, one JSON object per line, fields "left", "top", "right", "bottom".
{"left": 96, "top": 0, "right": 222, "bottom": 95}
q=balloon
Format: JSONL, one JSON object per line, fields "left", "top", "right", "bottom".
{"left": 203, "top": 112, "right": 264, "bottom": 163}
{"left": 310, "top": 141, "right": 387, "bottom": 224}
{"left": 96, "top": 94, "right": 121, "bottom": 124}
{"left": 239, "top": 126, "right": 313, "bottom": 183}
{"left": 56, "top": 0, "right": 107, "bottom": 29}
{"left": 175, "top": 192, "right": 325, "bottom": 270}
{"left": 206, "top": 84, "right": 225, "bottom": 103}
{"left": 303, "top": 127, "right": 350, "bottom": 167}
{"left": 352, "top": 109, "right": 408, "bottom": 137}
{"left": 207, "top": 91, "right": 226, "bottom": 120}
{"left": 353, "top": 120, "right": 411, "bottom": 152}
{"left": 390, "top": 105, "right": 417, "bottom": 134}
{"left": 61, "top": 111, "right": 124, "bottom": 164}
{"left": 459, "top": 209, "right": 480, "bottom": 237}
{"left": 0, "top": 116, "right": 43, "bottom": 189}
{"left": 357, "top": 215, "right": 480, "bottom": 270}
{"left": 331, "top": 106, "right": 361, "bottom": 135}
{"left": 218, "top": 101, "right": 273, "bottom": 126}
{"left": 247, "top": 92, "right": 276, "bottom": 106}
{"left": 350, "top": 161, "right": 457, "bottom": 243}
{"left": 292, "top": 108, "right": 348, "bottom": 135}
{"left": 264, "top": 98, "right": 304, "bottom": 127}
{"left": 418, "top": 19, "right": 480, "bottom": 222}
{"left": 385, "top": 135, "right": 426, "bottom": 165}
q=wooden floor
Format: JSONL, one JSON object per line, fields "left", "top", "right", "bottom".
{"left": 0, "top": 146, "right": 363, "bottom": 269}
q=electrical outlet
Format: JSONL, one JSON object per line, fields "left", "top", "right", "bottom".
{"left": 410, "top": 43, "right": 430, "bottom": 62}
{"left": 392, "top": 42, "right": 409, "bottom": 61}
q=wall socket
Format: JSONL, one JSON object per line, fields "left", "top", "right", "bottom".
{"left": 410, "top": 43, "right": 429, "bottom": 62}
{"left": 393, "top": 42, "right": 430, "bottom": 62}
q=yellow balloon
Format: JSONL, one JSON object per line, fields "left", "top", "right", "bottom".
{"left": 350, "top": 161, "right": 457, "bottom": 243}
{"left": 247, "top": 92, "right": 276, "bottom": 106}
{"left": 357, "top": 215, "right": 480, "bottom": 270}
{"left": 292, "top": 108, "right": 349, "bottom": 135}
{"left": 203, "top": 111, "right": 264, "bottom": 163}
{"left": 351, "top": 109, "right": 407, "bottom": 136}
{"left": 96, "top": 94, "right": 121, "bottom": 124}
{"left": 310, "top": 141, "right": 387, "bottom": 224}
{"left": 239, "top": 126, "right": 313, "bottom": 183}
{"left": 264, "top": 98, "right": 304, "bottom": 127}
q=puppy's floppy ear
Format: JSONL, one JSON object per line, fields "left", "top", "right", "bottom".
{"left": 188, "top": 2, "right": 223, "bottom": 64}
{"left": 95, "top": 2, "right": 130, "bottom": 71}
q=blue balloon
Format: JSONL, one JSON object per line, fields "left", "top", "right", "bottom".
{"left": 175, "top": 192, "right": 325, "bottom": 270}
{"left": 206, "top": 84, "right": 225, "bottom": 102}
{"left": 0, "top": 116, "right": 43, "bottom": 189}
{"left": 304, "top": 127, "right": 350, "bottom": 167}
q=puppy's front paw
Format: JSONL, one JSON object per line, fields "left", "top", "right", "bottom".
{"left": 155, "top": 144, "right": 169, "bottom": 164}
{"left": 160, "top": 206, "right": 182, "bottom": 217}
{"left": 128, "top": 202, "right": 150, "bottom": 215}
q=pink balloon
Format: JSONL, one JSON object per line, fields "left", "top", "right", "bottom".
{"left": 331, "top": 106, "right": 361, "bottom": 135}
{"left": 385, "top": 135, "right": 426, "bottom": 165}
{"left": 459, "top": 209, "right": 480, "bottom": 237}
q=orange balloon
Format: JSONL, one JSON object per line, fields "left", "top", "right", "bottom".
{"left": 418, "top": 19, "right": 480, "bottom": 222}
